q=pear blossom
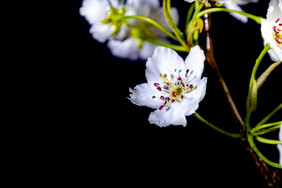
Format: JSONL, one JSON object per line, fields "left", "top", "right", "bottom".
{"left": 261, "top": 0, "right": 282, "bottom": 61}
{"left": 278, "top": 124, "right": 282, "bottom": 166}
{"left": 108, "top": 0, "right": 179, "bottom": 60}
{"left": 79, "top": 0, "right": 136, "bottom": 43}
{"left": 129, "top": 46, "right": 207, "bottom": 127}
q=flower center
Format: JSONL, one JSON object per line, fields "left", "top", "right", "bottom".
{"left": 152, "top": 69, "right": 196, "bottom": 110}
{"left": 273, "top": 18, "right": 282, "bottom": 48}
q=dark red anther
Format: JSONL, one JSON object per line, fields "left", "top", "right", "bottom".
{"left": 181, "top": 95, "right": 184, "bottom": 99}
{"left": 275, "top": 18, "right": 280, "bottom": 23}
{"left": 159, "top": 105, "right": 164, "bottom": 110}
{"left": 154, "top": 83, "right": 159, "bottom": 87}
{"left": 171, "top": 99, "right": 175, "bottom": 103}
{"left": 177, "top": 77, "right": 182, "bottom": 81}
{"left": 157, "top": 87, "right": 162, "bottom": 91}
{"left": 189, "top": 84, "right": 194, "bottom": 89}
{"left": 160, "top": 96, "right": 165, "bottom": 100}
{"left": 172, "top": 92, "right": 177, "bottom": 97}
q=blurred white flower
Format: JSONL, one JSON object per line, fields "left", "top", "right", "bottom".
{"left": 129, "top": 46, "right": 207, "bottom": 127}
{"left": 108, "top": 0, "right": 179, "bottom": 60}
{"left": 261, "top": 0, "right": 282, "bottom": 61}
{"left": 224, "top": 0, "right": 259, "bottom": 23}
{"left": 278, "top": 124, "right": 282, "bottom": 166}
{"left": 79, "top": 0, "right": 136, "bottom": 43}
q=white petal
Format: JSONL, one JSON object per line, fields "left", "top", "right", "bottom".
{"left": 129, "top": 83, "right": 163, "bottom": 109}
{"left": 79, "top": 0, "right": 109, "bottom": 24}
{"left": 139, "top": 41, "right": 157, "bottom": 60}
{"left": 90, "top": 23, "right": 114, "bottom": 43}
{"left": 184, "top": 45, "right": 205, "bottom": 83}
{"left": 267, "top": 0, "right": 282, "bottom": 20}
{"left": 187, "top": 77, "right": 207, "bottom": 102}
{"left": 278, "top": 144, "right": 282, "bottom": 166}
{"left": 107, "top": 38, "right": 139, "bottom": 60}
{"left": 224, "top": 1, "right": 248, "bottom": 23}
{"left": 277, "top": 124, "right": 282, "bottom": 166}
{"left": 182, "top": 77, "right": 207, "bottom": 116}
{"left": 148, "top": 103, "right": 187, "bottom": 127}
{"left": 145, "top": 47, "right": 185, "bottom": 84}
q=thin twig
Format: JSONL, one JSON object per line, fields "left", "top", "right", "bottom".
{"left": 203, "top": 13, "right": 244, "bottom": 127}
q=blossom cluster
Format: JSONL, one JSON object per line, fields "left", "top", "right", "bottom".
{"left": 80, "top": 0, "right": 282, "bottom": 169}
{"left": 80, "top": 0, "right": 179, "bottom": 60}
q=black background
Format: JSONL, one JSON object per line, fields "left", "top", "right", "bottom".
{"left": 61, "top": 0, "right": 282, "bottom": 187}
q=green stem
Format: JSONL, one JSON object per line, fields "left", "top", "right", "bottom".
{"left": 251, "top": 121, "right": 282, "bottom": 135}
{"left": 163, "top": 0, "right": 190, "bottom": 52}
{"left": 247, "top": 134, "right": 282, "bottom": 168}
{"left": 256, "top": 103, "right": 282, "bottom": 127}
{"left": 193, "top": 113, "right": 243, "bottom": 138}
{"left": 122, "top": 15, "right": 178, "bottom": 41}
{"left": 256, "top": 136, "right": 282, "bottom": 145}
{"left": 144, "top": 39, "right": 187, "bottom": 52}
{"left": 196, "top": 8, "right": 263, "bottom": 24}
{"left": 245, "top": 44, "right": 270, "bottom": 131}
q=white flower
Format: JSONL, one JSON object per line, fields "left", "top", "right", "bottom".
{"left": 79, "top": 0, "right": 136, "bottom": 43}
{"left": 129, "top": 46, "right": 207, "bottom": 127}
{"left": 278, "top": 124, "right": 282, "bottom": 166}
{"left": 108, "top": 0, "right": 179, "bottom": 60}
{"left": 261, "top": 0, "right": 282, "bottom": 61}
{"left": 224, "top": 0, "right": 258, "bottom": 23}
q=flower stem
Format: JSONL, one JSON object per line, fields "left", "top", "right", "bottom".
{"left": 256, "top": 103, "right": 282, "bottom": 127}
{"left": 251, "top": 121, "right": 282, "bottom": 135}
{"left": 245, "top": 44, "right": 270, "bottom": 131}
{"left": 256, "top": 136, "right": 282, "bottom": 145}
{"left": 193, "top": 113, "right": 243, "bottom": 138}
{"left": 247, "top": 134, "right": 282, "bottom": 168}
{"left": 163, "top": 0, "right": 190, "bottom": 52}
{"left": 144, "top": 39, "right": 187, "bottom": 52}
{"left": 196, "top": 8, "right": 263, "bottom": 24}
{"left": 122, "top": 15, "right": 178, "bottom": 41}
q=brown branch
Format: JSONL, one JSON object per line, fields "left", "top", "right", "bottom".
{"left": 203, "top": 13, "right": 244, "bottom": 127}
{"left": 203, "top": 12, "right": 281, "bottom": 188}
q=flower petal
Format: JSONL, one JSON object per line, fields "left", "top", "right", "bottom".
{"left": 90, "top": 23, "right": 114, "bottom": 43}
{"left": 184, "top": 45, "right": 205, "bottom": 83}
{"left": 107, "top": 38, "right": 139, "bottom": 60}
{"left": 145, "top": 47, "right": 185, "bottom": 83}
{"left": 129, "top": 83, "right": 163, "bottom": 109}
{"left": 148, "top": 103, "right": 187, "bottom": 127}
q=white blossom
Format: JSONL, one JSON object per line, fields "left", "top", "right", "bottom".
{"left": 129, "top": 46, "right": 207, "bottom": 127}
{"left": 79, "top": 0, "right": 136, "bottom": 43}
{"left": 278, "top": 124, "right": 282, "bottom": 166}
{"left": 108, "top": 0, "right": 179, "bottom": 60}
{"left": 261, "top": 0, "right": 282, "bottom": 61}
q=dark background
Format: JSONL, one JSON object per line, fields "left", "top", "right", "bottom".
{"left": 60, "top": 0, "right": 282, "bottom": 187}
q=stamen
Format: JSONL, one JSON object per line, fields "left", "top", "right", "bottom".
{"left": 159, "top": 105, "right": 164, "bottom": 110}
{"left": 275, "top": 18, "right": 280, "bottom": 23}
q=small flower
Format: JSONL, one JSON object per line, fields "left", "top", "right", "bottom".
{"left": 224, "top": 0, "right": 258, "bottom": 23}
{"left": 79, "top": 0, "right": 136, "bottom": 43}
{"left": 108, "top": 0, "right": 179, "bottom": 60}
{"left": 129, "top": 46, "right": 207, "bottom": 127}
{"left": 261, "top": 0, "right": 282, "bottom": 61}
{"left": 278, "top": 124, "right": 282, "bottom": 166}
